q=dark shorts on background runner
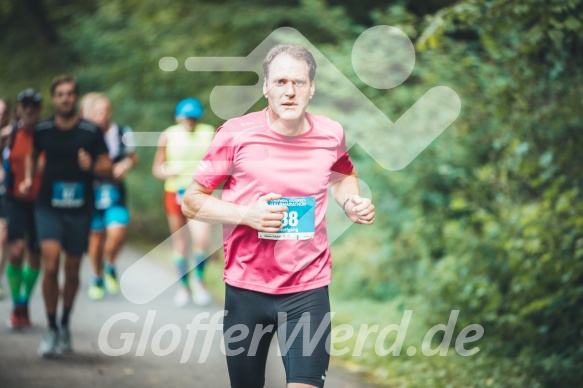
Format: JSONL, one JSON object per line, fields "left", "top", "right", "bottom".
{"left": 35, "top": 206, "right": 91, "bottom": 256}
{"left": 5, "top": 198, "right": 40, "bottom": 252}
{"left": 224, "top": 284, "right": 331, "bottom": 388}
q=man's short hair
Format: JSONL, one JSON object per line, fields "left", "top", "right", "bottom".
{"left": 262, "top": 44, "right": 317, "bottom": 82}
{"left": 50, "top": 75, "right": 80, "bottom": 96}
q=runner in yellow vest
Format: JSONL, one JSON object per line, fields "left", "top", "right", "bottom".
{"left": 152, "top": 98, "right": 215, "bottom": 306}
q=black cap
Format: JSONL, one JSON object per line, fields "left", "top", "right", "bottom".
{"left": 17, "top": 88, "right": 42, "bottom": 103}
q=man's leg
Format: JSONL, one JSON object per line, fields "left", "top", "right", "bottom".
{"left": 167, "top": 212, "right": 190, "bottom": 306}
{"left": 187, "top": 219, "right": 212, "bottom": 306}
{"left": 87, "top": 229, "right": 106, "bottom": 299}
{"left": 5, "top": 199, "right": 28, "bottom": 327}
{"left": 6, "top": 239, "right": 26, "bottom": 328}
{"left": 188, "top": 219, "right": 212, "bottom": 279}
{"left": 35, "top": 206, "right": 63, "bottom": 357}
{"left": 101, "top": 205, "right": 130, "bottom": 294}
{"left": 20, "top": 249, "right": 41, "bottom": 325}
{"left": 62, "top": 253, "right": 82, "bottom": 326}
{"left": 57, "top": 252, "right": 81, "bottom": 354}
{"left": 88, "top": 229, "right": 105, "bottom": 277}
{"left": 277, "top": 287, "right": 331, "bottom": 388}
{"left": 37, "top": 239, "right": 62, "bottom": 358}
{"left": 102, "top": 225, "right": 125, "bottom": 293}
{"left": 164, "top": 190, "right": 193, "bottom": 306}
{"left": 88, "top": 210, "right": 106, "bottom": 300}
{"left": 224, "top": 284, "right": 276, "bottom": 388}
{"left": 58, "top": 211, "right": 91, "bottom": 353}
{"left": 20, "top": 202, "right": 42, "bottom": 325}
{"left": 41, "top": 240, "right": 61, "bottom": 329}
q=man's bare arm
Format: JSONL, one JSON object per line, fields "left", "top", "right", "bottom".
{"left": 20, "top": 146, "right": 39, "bottom": 194}
{"left": 330, "top": 168, "right": 375, "bottom": 224}
{"left": 93, "top": 153, "right": 113, "bottom": 177}
{"left": 330, "top": 168, "right": 360, "bottom": 208}
{"left": 182, "top": 181, "right": 287, "bottom": 232}
{"left": 152, "top": 133, "right": 172, "bottom": 180}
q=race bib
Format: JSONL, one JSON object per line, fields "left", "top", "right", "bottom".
{"left": 175, "top": 189, "right": 186, "bottom": 205}
{"left": 52, "top": 181, "right": 85, "bottom": 208}
{"left": 259, "top": 196, "right": 316, "bottom": 240}
{"left": 95, "top": 183, "right": 121, "bottom": 210}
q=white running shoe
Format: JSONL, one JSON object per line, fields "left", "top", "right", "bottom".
{"left": 58, "top": 327, "right": 73, "bottom": 353}
{"left": 174, "top": 287, "right": 190, "bottom": 307}
{"left": 191, "top": 278, "right": 212, "bottom": 306}
{"left": 38, "top": 329, "right": 60, "bottom": 358}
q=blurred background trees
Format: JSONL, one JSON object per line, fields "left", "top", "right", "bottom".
{"left": 1, "top": 0, "right": 582, "bottom": 385}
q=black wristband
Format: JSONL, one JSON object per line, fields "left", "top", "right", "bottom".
{"left": 342, "top": 196, "right": 352, "bottom": 214}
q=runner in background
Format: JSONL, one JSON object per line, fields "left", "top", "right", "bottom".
{"left": 152, "top": 98, "right": 214, "bottom": 307}
{"left": 2, "top": 89, "right": 44, "bottom": 328}
{"left": 0, "top": 97, "right": 11, "bottom": 300}
{"left": 21, "top": 75, "right": 111, "bottom": 357}
{"left": 80, "top": 93, "right": 137, "bottom": 301}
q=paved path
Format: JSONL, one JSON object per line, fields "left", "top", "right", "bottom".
{"left": 0, "top": 245, "right": 379, "bottom": 388}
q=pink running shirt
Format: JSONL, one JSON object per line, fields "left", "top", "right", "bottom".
{"left": 193, "top": 108, "right": 354, "bottom": 294}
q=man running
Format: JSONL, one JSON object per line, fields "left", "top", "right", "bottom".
{"left": 152, "top": 98, "right": 214, "bottom": 307}
{"left": 3, "top": 89, "right": 44, "bottom": 328}
{"left": 21, "top": 75, "right": 112, "bottom": 357}
{"left": 80, "top": 92, "right": 137, "bottom": 300}
{"left": 182, "top": 44, "right": 375, "bottom": 388}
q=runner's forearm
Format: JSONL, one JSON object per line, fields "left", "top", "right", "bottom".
{"left": 24, "top": 148, "right": 38, "bottom": 181}
{"left": 93, "top": 154, "right": 113, "bottom": 177}
{"left": 330, "top": 169, "right": 360, "bottom": 210}
{"left": 126, "top": 153, "right": 138, "bottom": 168}
{"left": 182, "top": 185, "right": 248, "bottom": 226}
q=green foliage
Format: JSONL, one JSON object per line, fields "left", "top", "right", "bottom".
{"left": 342, "top": 0, "right": 583, "bottom": 385}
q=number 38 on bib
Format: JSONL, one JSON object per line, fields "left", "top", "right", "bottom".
{"left": 259, "top": 196, "right": 316, "bottom": 240}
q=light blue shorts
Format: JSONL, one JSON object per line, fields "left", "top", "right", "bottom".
{"left": 90, "top": 206, "right": 130, "bottom": 231}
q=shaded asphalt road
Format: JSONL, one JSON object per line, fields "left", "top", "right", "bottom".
{"left": 0, "top": 245, "right": 380, "bottom": 388}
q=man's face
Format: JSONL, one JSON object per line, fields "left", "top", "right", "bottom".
{"left": 17, "top": 100, "right": 42, "bottom": 127}
{"left": 177, "top": 117, "right": 197, "bottom": 131}
{"left": 83, "top": 99, "right": 111, "bottom": 130}
{"left": 263, "top": 54, "right": 315, "bottom": 123}
{"left": 51, "top": 82, "right": 78, "bottom": 118}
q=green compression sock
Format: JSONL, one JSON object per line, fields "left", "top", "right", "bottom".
{"left": 21, "top": 265, "right": 41, "bottom": 303}
{"left": 174, "top": 256, "right": 189, "bottom": 288}
{"left": 6, "top": 263, "right": 23, "bottom": 305}
{"left": 193, "top": 252, "right": 207, "bottom": 280}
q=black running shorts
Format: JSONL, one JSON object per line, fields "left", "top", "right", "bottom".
{"left": 35, "top": 206, "right": 91, "bottom": 256}
{"left": 224, "top": 284, "right": 331, "bottom": 388}
{"left": 5, "top": 198, "right": 40, "bottom": 252}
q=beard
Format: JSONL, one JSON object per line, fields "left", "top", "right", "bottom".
{"left": 58, "top": 107, "right": 76, "bottom": 119}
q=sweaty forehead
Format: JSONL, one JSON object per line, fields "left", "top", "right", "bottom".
{"left": 268, "top": 54, "right": 310, "bottom": 79}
